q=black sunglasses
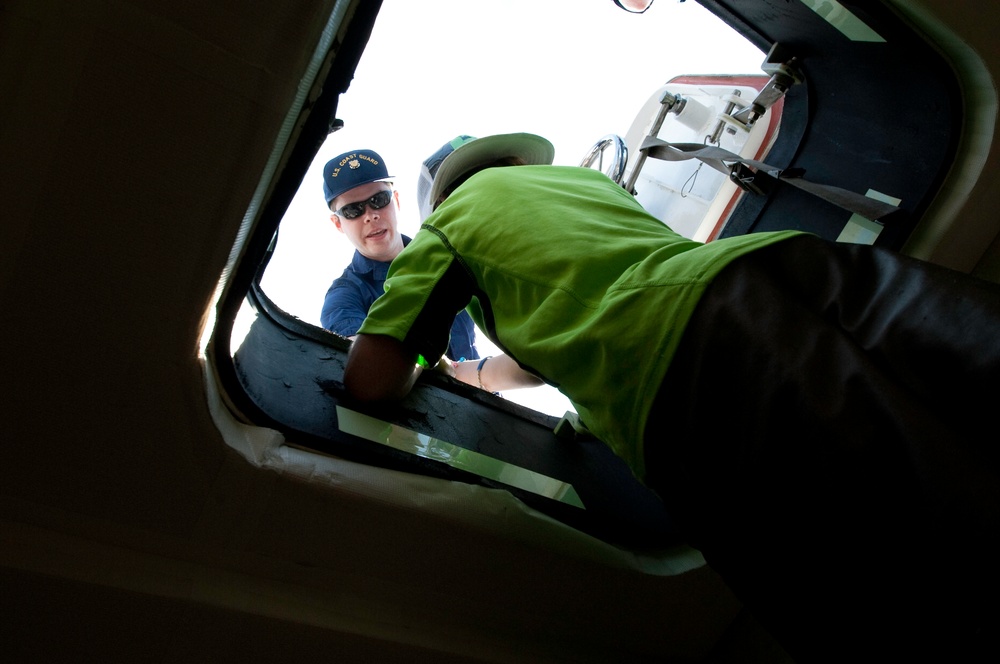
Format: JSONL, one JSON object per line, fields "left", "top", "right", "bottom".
{"left": 334, "top": 189, "right": 393, "bottom": 219}
{"left": 613, "top": 0, "right": 653, "bottom": 13}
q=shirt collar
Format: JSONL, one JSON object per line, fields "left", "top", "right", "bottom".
{"left": 349, "top": 234, "right": 411, "bottom": 276}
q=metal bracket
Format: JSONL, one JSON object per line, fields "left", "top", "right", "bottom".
{"left": 731, "top": 43, "right": 803, "bottom": 128}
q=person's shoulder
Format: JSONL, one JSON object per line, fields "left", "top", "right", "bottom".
{"left": 328, "top": 269, "right": 361, "bottom": 290}
{"left": 476, "top": 163, "right": 608, "bottom": 189}
{"left": 326, "top": 261, "right": 376, "bottom": 298}
{"left": 541, "top": 164, "right": 615, "bottom": 184}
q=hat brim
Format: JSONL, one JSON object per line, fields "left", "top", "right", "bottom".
{"left": 428, "top": 133, "right": 555, "bottom": 209}
{"left": 325, "top": 175, "right": 395, "bottom": 207}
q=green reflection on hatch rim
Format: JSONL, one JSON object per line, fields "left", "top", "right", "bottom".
{"left": 800, "top": 0, "right": 885, "bottom": 42}
{"left": 337, "top": 405, "right": 585, "bottom": 509}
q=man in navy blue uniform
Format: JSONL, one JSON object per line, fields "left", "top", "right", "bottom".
{"left": 319, "top": 148, "right": 479, "bottom": 363}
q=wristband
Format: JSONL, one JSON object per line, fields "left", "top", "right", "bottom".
{"left": 476, "top": 356, "right": 492, "bottom": 391}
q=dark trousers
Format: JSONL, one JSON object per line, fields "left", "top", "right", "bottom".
{"left": 644, "top": 235, "right": 1000, "bottom": 662}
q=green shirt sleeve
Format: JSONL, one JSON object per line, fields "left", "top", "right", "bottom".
{"left": 358, "top": 229, "right": 474, "bottom": 363}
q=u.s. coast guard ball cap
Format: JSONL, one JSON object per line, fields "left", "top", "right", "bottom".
{"left": 323, "top": 150, "right": 394, "bottom": 207}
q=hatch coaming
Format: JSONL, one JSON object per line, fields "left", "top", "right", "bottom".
{"left": 213, "top": 0, "right": 982, "bottom": 558}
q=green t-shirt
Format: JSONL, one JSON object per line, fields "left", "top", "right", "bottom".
{"left": 360, "top": 165, "right": 802, "bottom": 478}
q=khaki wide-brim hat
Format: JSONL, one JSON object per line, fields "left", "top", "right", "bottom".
{"left": 427, "top": 132, "right": 555, "bottom": 211}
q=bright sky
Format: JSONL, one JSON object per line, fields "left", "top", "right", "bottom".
{"left": 254, "top": 0, "right": 764, "bottom": 415}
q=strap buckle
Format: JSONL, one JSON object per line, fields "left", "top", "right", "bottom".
{"left": 729, "top": 163, "right": 769, "bottom": 195}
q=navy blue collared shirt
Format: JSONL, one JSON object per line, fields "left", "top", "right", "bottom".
{"left": 320, "top": 235, "right": 479, "bottom": 361}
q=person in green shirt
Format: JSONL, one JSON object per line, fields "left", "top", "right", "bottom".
{"left": 350, "top": 133, "right": 801, "bottom": 472}
{"left": 346, "top": 132, "right": 1000, "bottom": 661}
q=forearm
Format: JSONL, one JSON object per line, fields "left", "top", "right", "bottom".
{"left": 344, "top": 333, "right": 422, "bottom": 401}
{"left": 452, "top": 355, "right": 544, "bottom": 392}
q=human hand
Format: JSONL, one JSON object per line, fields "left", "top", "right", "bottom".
{"left": 434, "top": 356, "right": 457, "bottom": 378}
